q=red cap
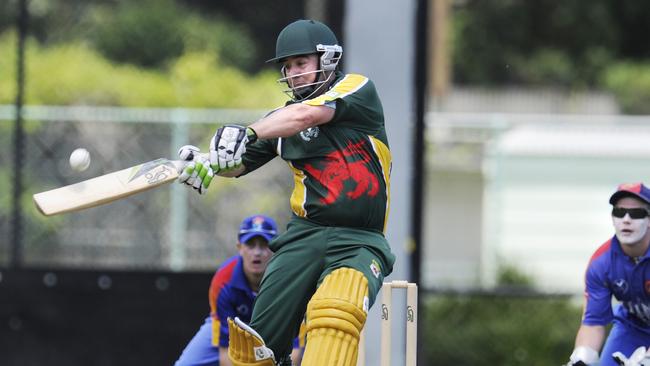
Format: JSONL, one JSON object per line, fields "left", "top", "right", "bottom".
{"left": 609, "top": 183, "right": 650, "bottom": 205}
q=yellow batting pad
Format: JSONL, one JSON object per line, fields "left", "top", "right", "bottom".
{"left": 227, "top": 317, "right": 276, "bottom": 366}
{"left": 301, "top": 268, "right": 369, "bottom": 366}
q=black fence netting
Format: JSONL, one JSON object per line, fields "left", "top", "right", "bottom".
{"left": 1, "top": 110, "right": 294, "bottom": 270}
{"left": 0, "top": 273, "right": 582, "bottom": 366}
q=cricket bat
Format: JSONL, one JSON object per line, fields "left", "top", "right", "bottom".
{"left": 33, "top": 158, "right": 186, "bottom": 216}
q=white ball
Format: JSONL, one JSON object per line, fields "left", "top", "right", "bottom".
{"left": 69, "top": 148, "right": 91, "bottom": 172}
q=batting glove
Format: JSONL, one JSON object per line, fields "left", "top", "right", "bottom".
{"left": 209, "top": 125, "right": 257, "bottom": 172}
{"left": 177, "top": 145, "right": 214, "bottom": 195}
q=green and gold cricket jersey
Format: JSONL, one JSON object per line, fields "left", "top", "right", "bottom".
{"left": 241, "top": 72, "right": 391, "bottom": 233}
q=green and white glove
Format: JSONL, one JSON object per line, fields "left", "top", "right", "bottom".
{"left": 177, "top": 145, "right": 213, "bottom": 195}
{"left": 209, "top": 125, "right": 257, "bottom": 172}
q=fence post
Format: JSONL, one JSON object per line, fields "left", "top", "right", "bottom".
{"left": 11, "top": 0, "right": 29, "bottom": 268}
{"left": 169, "top": 108, "right": 189, "bottom": 271}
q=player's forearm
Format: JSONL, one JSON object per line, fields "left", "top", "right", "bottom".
{"left": 574, "top": 324, "right": 606, "bottom": 351}
{"left": 216, "top": 165, "right": 245, "bottom": 178}
{"left": 249, "top": 103, "right": 333, "bottom": 139}
{"left": 290, "top": 347, "right": 303, "bottom": 365}
{"left": 219, "top": 347, "right": 233, "bottom": 366}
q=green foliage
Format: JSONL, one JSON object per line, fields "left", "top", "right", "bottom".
{"left": 0, "top": 1, "right": 17, "bottom": 34}
{"left": 88, "top": 1, "right": 257, "bottom": 72}
{"left": 497, "top": 264, "right": 534, "bottom": 287}
{"left": 2, "top": 1, "right": 260, "bottom": 73}
{"left": 0, "top": 32, "right": 285, "bottom": 108}
{"left": 169, "top": 52, "right": 283, "bottom": 109}
{"left": 509, "top": 49, "right": 574, "bottom": 87}
{"left": 421, "top": 265, "right": 579, "bottom": 364}
{"left": 452, "top": 0, "right": 618, "bottom": 88}
{"left": 423, "top": 294, "right": 581, "bottom": 365}
{"left": 602, "top": 62, "right": 650, "bottom": 114}
{"left": 0, "top": 31, "right": 16, "bottom": 103}
{"left": 180, "top": 14, "right": 257, "bottom": 72}
{"left": 92, "top": 0, "right": 185, "bottom": 68}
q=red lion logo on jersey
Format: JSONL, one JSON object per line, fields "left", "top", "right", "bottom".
{"left": 303, "top": 139, "right": 379, "bottom": 205}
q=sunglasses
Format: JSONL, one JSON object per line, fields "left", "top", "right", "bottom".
{"left": 612, "top": 207, "right": 650, "bottom": 219}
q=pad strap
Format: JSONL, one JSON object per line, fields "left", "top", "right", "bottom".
{"left": 228, "top": 317, "right": 276, "bottom": 366}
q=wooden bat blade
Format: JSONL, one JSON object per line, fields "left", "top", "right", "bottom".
{"left": 33, "top": 158, "right": 185, "bottom": 216}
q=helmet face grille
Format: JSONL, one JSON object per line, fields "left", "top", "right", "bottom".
{"left": 278, "top": 69, "right": 337, "bottom": 102}
{"left": 268, "top": 19, "right": 340, "bottom": 63}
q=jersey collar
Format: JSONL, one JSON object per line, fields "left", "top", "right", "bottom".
{"left": 231, "top": 256, "right": 255, "bottom": 294}
{"left": 611, "top": 235, "right": 650, "bottom": 262}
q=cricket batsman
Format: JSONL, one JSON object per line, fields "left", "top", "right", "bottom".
{"left": 177, "top": 19, "right": 396, "bottom": 365}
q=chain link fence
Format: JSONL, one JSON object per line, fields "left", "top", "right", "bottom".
{"left": 0, "top": 105, "right": 293, "bottom": 271}
{"left": 1, "top": 0, "right": 306, "bottom": 271}
{"left": 0, "top": 113, "right": 11, "bottom": 266}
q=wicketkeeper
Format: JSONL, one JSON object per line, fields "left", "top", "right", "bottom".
{"left": 566, "top": 183, "right": 650, "bottom": 366}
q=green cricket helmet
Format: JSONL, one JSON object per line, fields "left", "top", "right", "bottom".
{"left": 268, "top": 20, "right": 343, "bottom": 101}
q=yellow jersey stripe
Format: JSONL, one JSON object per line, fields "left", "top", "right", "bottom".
{"left": 298, "top": 319, "right": 307, "bottom": 348}
{"left": 212, "top": 317, "right": 220, "bottom": 347}
{"left": 368, "top": 136, "right": 392, "bottom": 233}
{"left": 288, "top": 162, "right": 307, "bottom": 217}
{"left": 303, "top": 74, "right": 369, "bottom": 106}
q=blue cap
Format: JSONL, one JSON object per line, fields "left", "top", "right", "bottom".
{"left": 238, "top": 215, "right": 278, "bottom": 243}
{"left": 609, "top": 183, "right": 650, "bottom": 205}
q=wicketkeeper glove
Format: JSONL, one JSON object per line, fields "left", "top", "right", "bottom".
{"left": 613, "top": 346, "right": 650, "bottom": 366}
{"left": 566, "top": 346, "right": 599, "bottom": 366}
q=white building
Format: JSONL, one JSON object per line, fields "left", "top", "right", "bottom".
{"left": 424, "top": 110, "right": 650, "bottom": 293}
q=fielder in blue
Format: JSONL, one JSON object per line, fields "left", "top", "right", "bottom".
{"left": 567, "top": 183, "right": 650, "bottom": 366}
{"left": 175, "top": 215, "right": 304, "bottom": 366}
